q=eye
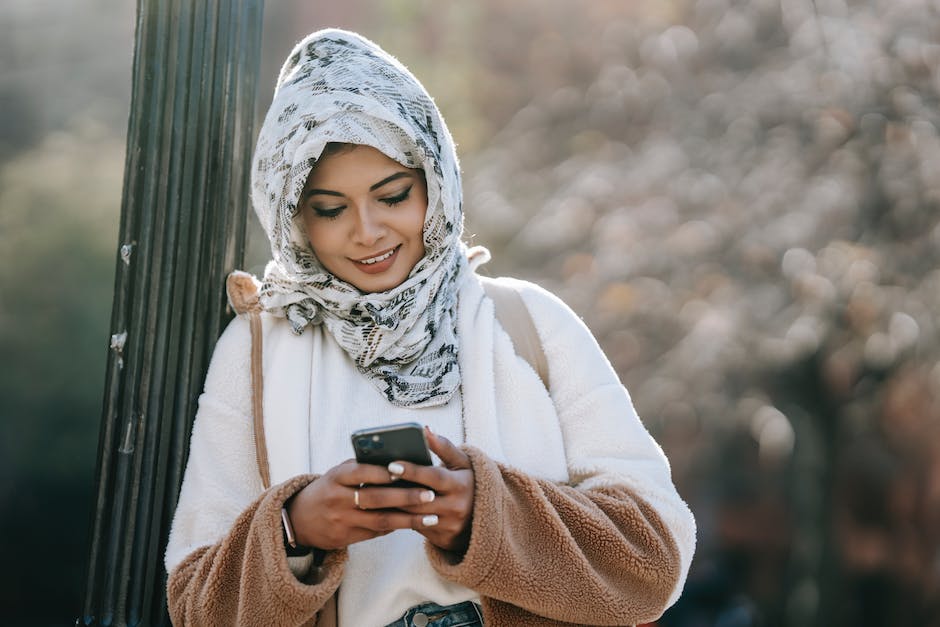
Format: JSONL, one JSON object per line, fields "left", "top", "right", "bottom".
{"left": 380, "top": 185, "right": 413, "bottom": 206}
{"left": 311, "top": 205, "right": 345, "bottom": 219}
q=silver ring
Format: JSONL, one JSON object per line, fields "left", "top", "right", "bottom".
{"left": 354, "top": 488, "right": 361, "bottom": 509}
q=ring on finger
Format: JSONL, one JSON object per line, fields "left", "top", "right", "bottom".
{"left": 354, "top": 488, "right": 362, "bottom": 509}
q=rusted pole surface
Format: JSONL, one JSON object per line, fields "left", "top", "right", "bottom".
{"left": 80, "top": 0, "right": 264, "bottom": 624}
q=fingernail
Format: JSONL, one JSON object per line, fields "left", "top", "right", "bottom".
{"left": 388, "top": 462, "right": 405, "bottom": 477}
{"left": 422, "top": 514, "right": 439, "bottom": 527}
{"left": 420, "top": 490, "right": 435, "bottom": 503}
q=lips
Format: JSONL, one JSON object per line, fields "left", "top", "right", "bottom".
{"left": 354, "top": 246, "right": 397, "bottom": 264}
{"left": 351, "top": 245, "right": 400, "bottom": 274}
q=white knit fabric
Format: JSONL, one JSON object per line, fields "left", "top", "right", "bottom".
{"left": 165, "top": 275, "right": 697, "bottom": 626}
{"left": 251, "top": 28, "right": 468, "bottom": 408}
{"left": 301, "top": 324, "right": 478, "bottom": 625}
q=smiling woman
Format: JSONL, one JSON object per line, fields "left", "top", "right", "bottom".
{"left": 300, "top": 143, "right": 429, "bottom": 293}
{"left": 164, "top": 28, "right": 695, "bottom": 627}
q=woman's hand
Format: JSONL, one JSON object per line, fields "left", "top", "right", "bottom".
{"left": 394, "top": 427, "right": 476, "bottom": 553}
{"left": 286, "top": 458, "right": 437, "bottom": 550}
{"left": 286, "top": 427, "right": 475, "bottom": 553}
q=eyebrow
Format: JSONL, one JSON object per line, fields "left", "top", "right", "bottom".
{"left": 304, "top": 188, "right": 342, "bottom": 198}
{"left": 304, "top": 171, "right": 413, "bottom": 199}
{"left": 369, "top": 171, "right": 412, "bottom": 191}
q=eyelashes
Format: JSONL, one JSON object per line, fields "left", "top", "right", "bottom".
{"left": 313, "top": 206, "right": 343, "bottom": 219}
{"left": 310, "top": 185, "right": 413, "bottom": 219}
{"left": 380, "top": 185, "right": 413, "bottom": 206}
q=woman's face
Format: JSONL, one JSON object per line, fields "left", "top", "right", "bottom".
{"left": 299, "top": 145, "right": 428, "bottom": 293}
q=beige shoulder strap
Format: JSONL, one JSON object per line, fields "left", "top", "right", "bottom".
{"left": 226, "top": 272, "right": 271, "bottom": 490}
{"left": 482, "top": 279, "right": 550, "bottom": 390}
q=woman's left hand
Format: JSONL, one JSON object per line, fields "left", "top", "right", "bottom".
{"left": 393, "top": 427, "right": 475, "bottom": 553}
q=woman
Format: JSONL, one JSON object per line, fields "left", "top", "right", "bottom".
{"left": 165, "top": 28, "right": 695, "bottom": 627}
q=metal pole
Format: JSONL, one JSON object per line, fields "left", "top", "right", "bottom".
{"left": 79, "top": 0, "right": 264, "bottom": 624}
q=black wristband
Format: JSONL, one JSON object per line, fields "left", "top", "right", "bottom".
{"left": 280, "top": 505, "right": 313, "bottom": 557}
{"left": 282, "top": 523, "right": 314, "bottom": 557}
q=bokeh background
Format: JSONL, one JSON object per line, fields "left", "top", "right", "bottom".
{"left": 2, "top": 1, "right": 939, "bottom": 625}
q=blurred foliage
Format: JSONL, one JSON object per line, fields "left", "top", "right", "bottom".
{"left": 0, "top": 121, "right": 124, "bottom": 622}
{"left": 0, "top": 121, "right": 122, "bottom": 479}
{"left": 1, "top": 1, "right": 133, "bottom": 624}
{"left": 3, "top": 0, "right": 940, "bottom": 625}
{"left": 462, "top": 0, "right": 940, "bottom": 625}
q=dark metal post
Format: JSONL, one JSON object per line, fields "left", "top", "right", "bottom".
{"left": 80, "top": 0, "right": 264, "bottom": 624}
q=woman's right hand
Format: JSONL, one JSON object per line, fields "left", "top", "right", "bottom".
{"left": 285, "top": 459, "right": 437, "bottom": 550}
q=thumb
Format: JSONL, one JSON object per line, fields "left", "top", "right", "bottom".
{"left": 425, "top": 426, "right": 470, "bottom": 470}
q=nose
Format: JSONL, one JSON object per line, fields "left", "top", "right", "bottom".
{"left": 351, "top": 204, "right": 386, "bottom": 247}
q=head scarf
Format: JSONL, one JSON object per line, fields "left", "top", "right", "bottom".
{"left": 251, "top": 29, "right": 467, "bottom": 408}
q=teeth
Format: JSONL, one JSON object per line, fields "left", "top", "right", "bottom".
{"left": 358, "top": 248, "right": 395, "bottom": 265}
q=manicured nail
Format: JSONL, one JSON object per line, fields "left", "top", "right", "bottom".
{"left": 420, "top": 490, "right": 436, "bottom": 503}
{"left": 388, "top": 462, "right": 405, "bottom": 477}
{"left": 422, "top": 514, "right": 439, "bottom": 527}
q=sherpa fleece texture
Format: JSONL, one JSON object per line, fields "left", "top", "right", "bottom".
{"left": 166, "top": 275, "right": 695, "bottom": 626}
{"left": 427, "top": 446, "right": 681, "bottom": 625}
{"left": 168, "top": 449, "right": 678, "bottom": 627}
{"left": 167, "top": 474, "right": 345, "bottom": 626}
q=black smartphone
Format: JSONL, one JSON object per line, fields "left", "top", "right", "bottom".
{"left": 350, "top": 421, "right": 433, "bottom": 468}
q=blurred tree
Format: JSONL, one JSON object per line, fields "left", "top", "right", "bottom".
{"left": 0, "top": 121, "right": 122, "bottom": 625}
{"left": 0, "top": 0, "right": 133, "bottom": 162}
{"left": 463, "top": 0, "right": 940, "bottom": 624}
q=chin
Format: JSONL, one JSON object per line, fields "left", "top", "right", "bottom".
{"left": 357, "top": 276, "right": 408, "bottom": 293}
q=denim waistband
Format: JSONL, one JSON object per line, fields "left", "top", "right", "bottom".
{"left": 382, "top": 600, "right": 484, "bottom": 627}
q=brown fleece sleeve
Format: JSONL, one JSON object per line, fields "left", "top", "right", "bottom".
{"left": 426, "top": 447, "right": 680, "bottom": 627}
{"left": 167, "top": 474, "right": 346, "bottom": 627}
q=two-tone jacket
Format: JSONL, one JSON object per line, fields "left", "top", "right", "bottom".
{"left": 165, "top": 274, "right": 696, "bottom": 626}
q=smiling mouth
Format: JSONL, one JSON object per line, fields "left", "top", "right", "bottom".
{"left": 353, "top": 245, "right": 400, "bottom": 265}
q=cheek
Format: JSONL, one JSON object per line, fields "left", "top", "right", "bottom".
{"left": 409, "top": 191, "right": 429, "bottom": 242}
{"left": 302, "top": 217, "right": 334, "bottom": 255}
{"left": 302, "top": 218, "right": 318, "bottom": 249}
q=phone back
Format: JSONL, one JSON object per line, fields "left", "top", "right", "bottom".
{"left": 351, "top": 422, "right": 433, "bottom": 467}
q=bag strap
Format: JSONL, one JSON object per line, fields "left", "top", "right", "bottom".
{"left": 247, "top": 311, "right": 271, "bottom": 490}
{"left": 482, "top": 279, "right": 550, "bottom": 390}
{"left": 226, "top": 272, "right": 271, "bottom": 490}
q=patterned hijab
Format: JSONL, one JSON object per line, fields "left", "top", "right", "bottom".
{"left": 251, "top": 29, "right": 468, "bottom": 408}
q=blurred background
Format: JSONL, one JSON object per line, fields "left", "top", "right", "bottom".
{"left": 2, "top": 0, "right": 939, "bottom": 625}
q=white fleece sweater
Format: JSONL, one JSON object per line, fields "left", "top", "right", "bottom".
{"left": 302, "top": 323, "right": 475, "bottom": 625}
{"left": 165, "top": 274, "right": 696, "bottom": 626}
